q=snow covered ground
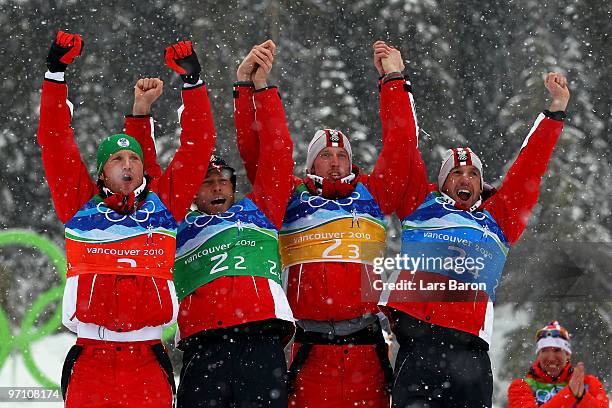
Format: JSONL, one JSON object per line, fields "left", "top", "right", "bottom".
{"left": 1, "top": 333, "right": 74, "bottom": 386}
{"left": 490, "top": 304, "right": 531, "bottom": 406}
{"left": 0, "top": 332, "right": 72, "bottom": 407}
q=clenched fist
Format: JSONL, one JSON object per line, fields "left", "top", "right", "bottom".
{"left": 133, "top": 78, "right": 164, "bottom": 115}
{"left": 545, "top": 72, "right": 570, "bottom": 112}
{"left": 237, "top": 40, "right": 276, "bottom": 90}
{"left": 47, "top": 31, "right": 84, "bottom": 72}
{"left": 165, "top": 41, "right": 201, "bottom": 85}
{"left": 373, "top": 41, "right": 405, "bottom": 76}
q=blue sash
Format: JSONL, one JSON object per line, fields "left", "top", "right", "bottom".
{"left": 401, "top": 192, "right": 509, "bottom": 301}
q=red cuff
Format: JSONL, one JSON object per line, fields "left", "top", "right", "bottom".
{"left": 381, "top": 76, "right": 411, "bottom": 92}
{"left": 254, "top": 87, "right": 280, "bottom": 108}
{"left": 180, "top": 83, "right": 207, "bottom": 103}
{"left": 233, "top": 83, "right": 255, "bottom": 99}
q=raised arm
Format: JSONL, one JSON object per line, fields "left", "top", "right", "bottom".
{"left": 37, "top": 31, "right": 96, "bottom": 224}
{"left": 130, "top": 41, "right": 216, "bottom": 222}
{"left": 244, "top": 41, "right": 294, "bottom": 229}
{"left": 485, "top": 73, "right": 569, "bottom": 244}
{"left": 368, "top": 42, "right": 429, "bottom": 217}
{"left": 234, "top": 40, "right": 277, "bottom": 185}
{"left": 124, "top": 77, "right": 164, "bottom": 180}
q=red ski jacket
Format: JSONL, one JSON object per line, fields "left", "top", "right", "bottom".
{"left": 382, "top": 111, "right": 564, "bottom": 345}
{"left": 508, "top": 362, "right": 609, "bottom": 407}
{"left": 133, "top": 86, "right": 295, "bottom": 340}
{"left": 234, "top": 78, "right": 419, "bottom": 322}
{"left": 38, "top": 76, "right": 215, "bottom": 340}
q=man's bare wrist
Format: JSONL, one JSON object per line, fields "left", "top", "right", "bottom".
{"left": 549, "top": 99, "right": 568, "bottom": 112}
{"left": 132, "top": 102, "right": 151, "bottom": 115}
{"left": 382, "top": 71, "right": 404, "bottom": 83}
{"left": 237, "top": 71, "right": 250, "bottom": 82}
{"left": 384, "top": 69, "right": 402, "bottom": 75}
{"left": 254, "top": 80, "right": 268, "bottom": 90}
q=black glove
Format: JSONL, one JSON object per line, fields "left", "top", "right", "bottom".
{"left": 165, "top": 41, "right": 201, "bottom": 85}
{"left": 47, "top": 31, "right": 83, "bottom": 73}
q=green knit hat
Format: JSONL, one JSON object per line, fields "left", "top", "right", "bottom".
{"left": 96, "top": 134, "right": 144, "bottom": 175}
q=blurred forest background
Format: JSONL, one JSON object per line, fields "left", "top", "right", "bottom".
{"left": 0, "top": 0, "right": 610, "bottom": 405}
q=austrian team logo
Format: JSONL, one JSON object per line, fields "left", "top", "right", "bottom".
{"left": 329, "top": 132, "right": 340, "bottom": 143}
{"left": 457, "top": 149, "right": 469, "bottom": 162}
{"left": 117, "top": 137, "right": 130, "bottom": 148}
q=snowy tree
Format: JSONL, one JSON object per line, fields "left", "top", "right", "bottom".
{"left": 0, "top": 0, "right": 610, "bottom": 401}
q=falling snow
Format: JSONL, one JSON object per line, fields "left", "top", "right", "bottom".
{"left": 0, "top": 1, "right": 610, "bottom": 406}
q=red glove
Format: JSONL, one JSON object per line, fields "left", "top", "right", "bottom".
{"left": 164, "top": 40, "right": 201, "bottom": 84}
{"left": 47, "top": 31, "right": 83, "bottom": 72}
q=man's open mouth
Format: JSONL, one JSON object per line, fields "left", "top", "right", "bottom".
{"left": 457, "top": 189, "right": 472, "bottom": 201}
{"left": 121, "top": 174, "right": 133, "bottom": 182}
{"left": 211, "top": 198, "right": 226, "bottom": 206}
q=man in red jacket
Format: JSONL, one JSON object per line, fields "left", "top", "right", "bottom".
{"left": 508, "top": 321, "right": 609, "bottom": 407}
{"left": 133, "top": 40, "right": 295, "bottom": 407}
{"left": 38, "top": 32, "right": 215, "bottom": 407}
{"left": 235, "top": 40, "right": 419, "bottom": 407}
{"left": 380, "top": 73, "right": 570, "bottom": 408}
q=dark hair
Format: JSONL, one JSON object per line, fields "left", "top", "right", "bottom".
{"left": 207, "top": 155, "right": 237, "bottom": 189}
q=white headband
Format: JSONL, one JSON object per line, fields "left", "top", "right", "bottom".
{"left": 438, "top": 147, "right": 483, "bottom": 189}
{"left": 536, "top": 337, "right": 571, "bottom": 355}
{"left": 305, "top": 129, "right": 352, "bottom": 174}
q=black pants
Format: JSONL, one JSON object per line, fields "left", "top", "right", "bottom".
{"left": 391, "top": 313, "right": 492, "bottom": 408}
{"left": 177, "top": 324, "right": 288, "bottom": 408}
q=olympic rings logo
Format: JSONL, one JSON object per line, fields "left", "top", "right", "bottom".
{"left": 299, "top": 191, "right": 361, "bottom": 209}
{"left": 96, "top": 200, "right": 157, "bottom": 223}
{"left": 435, "top": 196, "right": 488, "bottom": 221}
{"left": 184, "top": 205, "right": 244, "bottom": 228}
{"left": 0, "top": 229, "right": 176, "bottom": 389}
{"left": 535, "top": 387, "right": 559, "bottom": 403}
